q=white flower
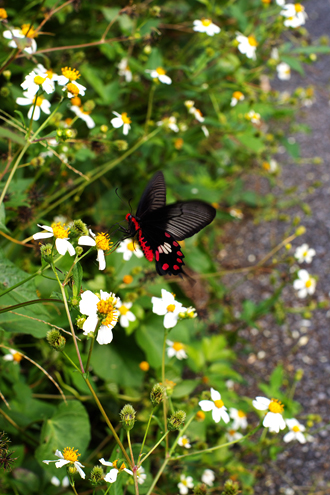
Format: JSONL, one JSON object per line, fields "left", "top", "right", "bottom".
{"left": 3, "top": 349, "right": 23, "bottom": 364}
{"left": 118, "top": 58, "right": 133, "bottom": 82}
{"left": 199, "top": 388, "right": 230, "bottom": 424}
{"left": 201, "top": 125, "right": 209, "bottom": 137}
{"left": 229, "top": 408, "right": 248, "bottom": 429}
{"left": 79, "top": 290, "right": 120, "bottom": 345}
{"left": 99, "top": 458, "right": 133, "bottom": 483}
{"left": 245, "top": 110, "right": 261, "bottom": 124}
{"left": 157, "top": 115, "right": 179, "bottom": 132}
{"left": 151, "top": 289, "right": 185, "bottom": 329}
{"left": 16, "top": 93, "right": 51, "bottom": 121}
{"left": 229, "top": 208, "right": 243, "bottom": 219}
{"left": 294, "top": 244, "right": 316, "bottom": 264}
{"left": 35, "top": 64, "right": 59, "bottom": 84}
{"left": 178, "top": 474, "right": 194, "bottom": 495}
{"left": 201, "top": 469, "right": 215, "bottom": 487}
{"left": 21, "top": 70, "right": 55, "bottom": 96}
{"left": 116, "top": 238, "right": 143, "bottom": 260}
{"left": 178, "top": 435, "right": 191, "bottom": 449}
{"left": 70, "top": 104, "right": 95, "bottom": 129}
{"left": 136, "top": 466, "right": 147, "bottom": 485}
{"left": 276, "top": 0, "right": 285, "bottom": 5}
{"left": 236, "top": 33, "right": 258, "bottom": 60}
{"left": 226, "top": 429, "right": 243, "bottom": 441}
{"left": 33, "top": 223, "right": 75, "bottom": 256}
{"left": 252, "top": 396, "right": 286, "bottom": 433}
{"left": 293, "top": 269, "right": 316, "bottom": 298}
{"left": 193, "top": 19, "right": 220, "bottom": 36}
{"left": 50, "top": 476, "right": 70, "bottom": 487}
{"left": 283, "top": 418, "right": 309, "bottom": 444}
{"left": 166, "top": 340, "right": 187, "bottom": 360}
{"left": 230, "top": 91, "right": 244, "bottom": 107}
{"left": 3, "top": 26, "right": 37, "bottom": 54}
{"left": 111, "top": 111, "right": 131, "bottom": 135}
{"left": 262, "top": 159, "right": 278, "bottom": 173}
{"left": 280, "top": 3, "right": 307, "bottom": 28}
{"left": 271, "top": 47, "right": 279, "bottom": 60}
{"left": 78, "top": 230, "right": 111, "bottom": 270}
{"left": 189, "top": 107, "right": 205, "bottom": 122}
{"left": 57, "top": 67, "right": 86, "bottom": 98}
{"left": 116, "top": 299, "right": 136, "bottom": 328}
{"left": 145, "top": 67, "right": 172, "bottom": 84}
{"left": 277, "top": 62, "right": 291, "bottom": 80}
{"left": 184, "top": 100, "right": 195, "bottom": 109}
{"left": 43, "top": 448, "right": 85, "bottom": 479}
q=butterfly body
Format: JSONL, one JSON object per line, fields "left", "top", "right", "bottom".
{"left": 125, "top": 172, "right": 216, "bottom": 276}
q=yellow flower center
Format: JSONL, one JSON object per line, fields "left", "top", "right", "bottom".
{"left": 292, "top": 425, "right": 300, "bottom": 432}
{"left": 95, "top": 232, "right": 111, "bottom": 251}
{"left": 233, "top": 91, "right": 244, "bottom": 100}
{"left": 112, "top": 460, "right": 118, "bottom": 469}
{"left": 66, "top": 82, "right": 80, "bottom": 96}
{"left": 0, "top": 8, "right": 8, "bottom": 19}
{"left": 173, "top": 342, "right": 184, "bottom": 351}
{"left": 229, "top": 429, "right": 236, "bottom": 435}
{"left": 139, "top": 361, "right": 150, "bottom": 371}
{"left": 262, "top": 161, "right": 270, "bottom": 170}
{"left": 119, "top": 463, "right": 127, "bottom": 472}
{"left": 156, "top": 67, "right": 166, "bottom": 76}
{"left": 97, "top": 297, "right": 118, "bottom": 327}
{"left": 167, "top": 304, "right": 176, "bottom": 313}
{"left": 305, "top": 279, "right": 312, "bottom": 288}
{"left": 21, "top": 24, "right": 38, "bottom": 38}
{"left": 34, "top": 75, "right": 46, "bottom": 86}
{"left": 182, "top": 480, "right": 188, "bottom": 487}
{"left": 65, "top": 118, "right": 73, "bottom": 126}
{"left": 51, "top": 222, "right": 69, "bottom": 239}
{"left": 32, "top": 96, "right": 44, "bottom": 107}
{"left": 63, "top": 447, "right": 80, "bottom": 463}
{"left": 123, "top": 275, "right": 133, "bottom": 284}
{"left": 121, "top": 112, "right": 131, "bottom": 124}
{"left": 248, "top": 35, "right": 258, "bottom": 47}
{"left": 238, "top": 410, "right": 246, "bottom": 418}
{"left": 174, "top": 138, "right": 184, "bottom": 150}
{"left": 71, "top": 96, "right": 82, "bottom": 107}
{"left": 201, "top": 18, "right": 212, "bottom": 26}
{"left": 196, "top": 411, "right": 205, "bottom": 420}
{"left": 268, "top": 398, "right": 284, "bottom": 414}
{"left": 127, "top": 241, "right": 135, "bottom": 251}
{"left": 62, "top": 67, "right": 80, "bottom": 81}
{"left": 303, "top": 250, "right": 308, "bottom": 257}
{"left": 46, "top": 69, "right": 54, "bottom": 79}
{"left": 119, "top": 305, "right": 129, "bottom": 315}
{"left": 13, "top": 352, "right": 23, "bottom": 362}
{"left": 214, "top": 399, "right": 224, "bottom": 409}
{"left": 182, "top": 437, "right": 189, "bottom": 446}
{"left": 295, "top": 3, "right": 304, "bottom": 12}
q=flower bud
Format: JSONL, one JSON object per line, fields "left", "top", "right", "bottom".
{"left": 123, "top": 275, "right": 133, "bottom": 285}
{"left": 139, "top": 361, "right": 149, "bottom": 371}
{"left": 68, "top": 464, "right": 77, "bottom": 476}
{"left": 100, "top": 125, "right": 108, "bottom": 133}
{"left": 75, "top": 246, "right": 83, "bottom": 256}
{"left": 295, "top": 226, "right": 306, "bottom": 236}
{"left": 150, "top": 383, "right": 166, "bottom": 406}
{"left": 83, "top": 100, "right": 95, "bottom": 112}
{"left": 0, "top": 87, "right": 10, "bottom": 98}
{"left": 3, "top": 70, "right": 11, "bottom": 80}
{"left": 71, "top": 219, "right": 89, "bottom": 237}
{"left": 30, "top": 156, "right": 45, "bottom": 168}
{"left": 76, "top": 316, "right": 86, "bottom": 329}
{"left": 168, "top": 410, "right": 186, "bottom": 431}
{"left": 120, "top": 404, "right": 136, "bottom": 431}
{"left": 90, "top": 466, "right": 104, "bottom": 485}
{"left": 221, "top": 480, "right": 240, "bottom": 495}
{"left": 194, "top": 484, "right": 208, "bottom": 495}
{"left": 144, "top": 45, "right": 152, "bottom": 54}
{"left": 47, "top": 329, "right": 66, "bottom": 351}
{"left": 40, "top": 243, "right": 53, "bottom": 260}
{"left": 114, "top": 140, "right": 129, "bottom": 151}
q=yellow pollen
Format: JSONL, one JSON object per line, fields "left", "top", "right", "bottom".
{"left": 182, "top": 438, "right": 189, "bottom": 446}
{"left": 233, "top": 91, "right": 244, "bottom": 100}
{"left": 295, "top": 3, "right": 304, "bottom": 12}
{"left": 292, "top": 425, "right": 300, "bottom": 432}
{"left": 123, "top": 274, "right": 133, "bottom": 284}
{"left": 238, "top": 410, "right": 246, "bottom": 418}
{"left": 174, "top": 138, "right": 184, "bottom": 150}
{"left": 305, "top": 279, "right": 312, "bottom": 288}
{"left": 268, "top": 398, "right": 284, "bottom": 414}
{"left": 172, "top": 342, "right": 184, "bottom": 351}
{"left": 71, "top": 96, "right": 82, "bottom": 107}
{"left": 51, "top": 222, "right": 69, "bottom": 239}
{"left": 33, "top": 96, "right": 44, "bottom": 107}
{"left": 288, "top": 16, "right": 294, "bottom": 20}
{"left": 127, "top": 241, "right": 135, "bottom": 251}
{"left": 156, "top": 67, "right": 166, "bottom": 75}
{"left": 112, "top": 460, "right": 118, "bottom": 469}
{"left": 95, "top": 232, "right": 111, "bottom": 251}
{"left": 119, "top": 305, "right": 129, "bottom": 315}
{"left": 21, "top": 24, "right": 38, "bottom": 38}
{"left": 182, "top": 480, "right": 188, "bottom": 487}
{"left": 121, "top": 112, "right": 131, "bottom": 124}
{"left": 248, "top": 35, "right": 258, "bottom": 47}
{"left": 262, "top": 161, "right": 270, "bottom": 170}
{"left": 46, "top": 69, "right": 54, "bottom": 79}
{"left": 0, "top": 8, "right": 8, "bottom": 19}
{"left": 201, "top": 18, "right": 212, "bottom": 26}
{"left": 119, "top": 463, "right": 127, "bottom": 472}
{"left": 139, "top": 361, "right": 150, "bottom": 371}
{"left": 196, "top": 410, "right": 205, "bottom": 420}
{"left": 62, "top": 67, "right": 80, "bottom": 81}
{"left": 34, "top": 75, "right": 46, "bottom": 86}
{"left": 167, "top": 304, "right": 176, "bottom": 313}
{"left": 62, "top": 447, "right": 80, "bottom": 463}
{"left": 97, "top": 297, "right": 118, "bottom": 327}
{"left": 65, "top": 118, "right": 73, "bottom": 126}
{"left": 229, "top": 429, "right": 236, "bottom": 435}
{"left": 303, "top": 250, "right": 308, "bottom": 257}
{"left": 13, "top": 352, "right": 23, "bottom": 363}
{"left": 66, "top": 82, "right": 80, "bottom": 96}
{"left": 214, "top": 399, "right": 224, "bottom": 409}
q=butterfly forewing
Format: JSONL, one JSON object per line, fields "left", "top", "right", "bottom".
{"left": 136, "top": 171, "right": 166, "bottom": 218}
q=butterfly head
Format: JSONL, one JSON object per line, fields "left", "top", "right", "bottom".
{"left": 125, "top": 213, "right": 132, "bottom": 221}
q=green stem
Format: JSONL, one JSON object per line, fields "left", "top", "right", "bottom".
{"left": 85, "top": 335, "right": 95, "bottom": 372}
{"left": 62, "top": 351, "right": 82, "bottom": 373}
{"left": 162, "top": 329, "right": 169, "bottom": 456}
{"left": 32, "top": 97, "right": 64, "bottom": 140}
{"left": 144, "top": 85, "right": 156, "bottom": 135}
{"left": 0, "top": 298, "right": 63, "bottom": 314}
{"left": 127, "top": 431, "right": 134, "bottom": 465}
{"left": 138, "top": 409, "right": 155, "bottom": 460}
{"left": 27, "top": 96, "right": 39, "bottom": 139}
{"left": 139, "top": 431, "right": 169, "bottom": 464}
{"left": 0, "top": 141, "right": 30, "bottom": 208}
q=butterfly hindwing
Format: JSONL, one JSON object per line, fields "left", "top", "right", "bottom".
{"left": 153, "top": 232, "right": 185, "bottom": 276}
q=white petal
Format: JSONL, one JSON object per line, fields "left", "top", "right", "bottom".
{"left": 283, "top": 431, "right": 294, "bottom": 443}
{"left": 33, "top": 232, "right": 54, "bottom": 240}
{"left": 82, "top": 315, "right": 98, "bottom": 333}
{"left": 99, "top": 458, "right": 113, "bottom": 467}
{"left": 163, "top": 312, "right": 178, "bottom": 328}
{"left": 210, "top": 388, "right": 221, "bottom": 401}
{"left": 97, "top": 326, "right": 113, "bottom": 345}
{"left": 253, "top": 396, "right": 270, "bottom": 410}
{"left": 211, "top": 407, "right": 222, "bottom": 423}
{"left": 57, "top": 75, "right": 69, "bottom": 86}
{"left": 78, "top": 236, "right": 96, "bottom": 247}
{"left": 97, "top": 250, "right": 106, "bottom": 270}
{"left": 199, "top": 400, "right": 214, "bottom": 412}
{"left": 111, "top": 117, "right": 123, "bottom": 128}
{"left": 220, "top": 408, "right": 230, "bottom": 423}
{"left": 80, "top": 291, "right": 99, "bottom": 315}
{"left": 74, "top": 462, "right": 86, "bottom": 479}
{"left": 55, "top": 459, "right": 70, "bottom": 468}
{"left": 104, "top": 468, "right": 118, "bottom": 483}
{"left": 151, "top": 297, "right": 167, "bottom": 315}
{"left": 16, "top": 97, "right": 33, "bottom": 106}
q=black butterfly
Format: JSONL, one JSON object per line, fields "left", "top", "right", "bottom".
{"left": 124, "top": 172, "right": 216, "bottom": 276}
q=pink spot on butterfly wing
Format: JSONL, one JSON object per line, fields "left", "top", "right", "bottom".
{"left": 162, "top": 263, "right": 169, "bottom": 270}
{"left": 177, "top": 251, "right": 183, "bottom": 256}
{"left": 165, "top": 232, "right": 171, "bottom": 238}
{"left": 173, "top": 241, "right": 179, "bottom": 246}
{"left": 155, "top": 251, "right": 159, "bottom": 261}
{"left": 173, "top": 265, "right": 180, "bottom": 270}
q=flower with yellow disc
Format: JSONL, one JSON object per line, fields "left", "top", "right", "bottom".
{"left": 3, "top": 24, "right": 38, "bottom": 54}
{"left": 253, "top": 396, "right": 286, "bottom": 432}
{"left": 199, "top": 388, "right": 230, "bottom": 424}
{"left": 79, "top": 290, "right": 120, "bottom": 345}
{"left": 152, "top": 289, "right": 185, "bottom": 329}
{"left": 16, "top": 92, "right": 51, "bottom": 121}
{"left": 57, "top": 67, "right": 86, "bottom": 98}
{"left": 99, "top": 458, "right": 133, "bottom": 483}
{"left": 193, "top": 18, "right": 220, "bottom": 36}
{"left": 116, "top": 238, "right": 143, "bottom": 261}
{"left": 78, "top": 229, "right": 112, "bottom": 270}
{"left": 21, "top": 70, "right": 55, "bottom": 96}
{"left": 43, "top": 447, "right": 85, "bottom": 479}
{"left": 33, "top": 223, "right": 75, "bottom": 256}
{"left": 166, "top": 340, "right": 187, "bottom": 360}
{"left": 115, "top": 298, "right": 136, "bottom": 328}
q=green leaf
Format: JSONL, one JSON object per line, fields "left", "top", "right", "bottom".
{"left": 0, "top": 203, "right": 10, "bottom": 233}
{"left": 236, "top": 132, "right": 265, "bottom": 153}
{"left": 135, "top": 316, "right": 164, "bottom": 368}
{"left": 281, "top": 55, "right": 304, "bottom": 76}
{"left": 0, "top": 127, "right": 26, "bottom": 146}
{"left": 171, "top": 380, "right": 197, "bottom": 398}
{"left": 202, "top": 335, "right": 230, "bottom": 362}
{"left": 72, "top": 263, "right": 83, "bottom": 297}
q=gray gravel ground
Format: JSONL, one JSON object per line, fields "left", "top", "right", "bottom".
{"left": 220, "top": 1, "right": 330, "bottom": 493}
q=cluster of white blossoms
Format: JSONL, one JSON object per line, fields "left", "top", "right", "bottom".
{"left": 152, "top": 289, "right": 197, "bottom": 329}
{"left": 145, "top": 67, "right": 172, "bottom": 85}
{"left": 280, "top": 3, "right": 307, "bottom": 28}
{"left": 236, "top": 33, "right": 258, "bottom": 60}
{"left": 3, "top": 23, "right": 38, "bottom": 54}
{"left": 157, "top": 115, "right": 179, "bottom": 133}
{"left": 292, "top": 243, "right": 316, "bottom": 298}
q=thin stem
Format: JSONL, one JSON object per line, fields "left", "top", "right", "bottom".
{"left": 0, "top": 142, "right": 30, "bottom": 208}
{"left": 27, "top": 96, "right": 39, "bottom": 139}
{"left": 138, "top": 409, "right": 155, "bottom": 460}
{"left": 144, "top": 85, "right": 156, "bottom": 135}
{"left": 101, "top": 11, "right": 120, "bottom": 41}
{"left": 62, "top": 351, "right": 82, "bottom": 373}
{"left": 162, "top": 329, "right": 169, "bottom": 455}
{"left": 0, "top": 48, "right": 19, "bottom": 76}
{"left": 32, "top": 97, "right": 64, "bottom": 140}
{"left": 85, "top": 336, "right": 95, "bottom": 372}
{"left": 139, "top": 431, "right": 169, "bottom": 464}
{"left": 71, "top": 483, "right": 79, "bottom": 495}
{"left": 127, "top": 431, "right": 134, "bottom": 465}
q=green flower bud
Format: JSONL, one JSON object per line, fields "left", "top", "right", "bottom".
{"left": 70, "top": 219, "right": 89, "bottom": 237}
{"left": 70, "top": 296, "right": 80, "bottom": 307}
{"left": 295, "top": 225, "right": 306, "bottom": 236}
{"left": 149, "top": 6, "right": 161, "bottom": 16}
{"left": 144, "top": 45, "right": 152, "bottom": 54}
{"left": 46, "top": 329, "right": 66, "bottom": 351}
{"left": 168, "top": 410, "right": 186, "bottom": 431}
{"left": 90, "top": 466, "right": 104, "bottom": 485}
{"left": 150, "top": 384, "right": 166, "bottom": 406}
{"left": 3, "top": 70, "right": 11, "bottom": 80}
{"left": 120, "top": 404, "right": 136, "bottom": 431}
{"left": 194, "top": 484, "right": 208, "bottom": 495}
{"left": 83, "top": 100, "right": 95, "bottom": 112}
{"left": 221, "top": 479, "right": 240, "bottom": 495}
{"left": 294, "top": 368, "right": 304, "bottom": 381}
{"left": 76, "top": 316, "right": 86, "bottom": 329}
{"left": 75, "top": 246, "right": 83, "bottom": 256}
{"left": 0, "top": 87, "right": 10, "bottom": 98}
{"left": 115, "top": 140, "right": 129, "bottom": 151}
{"left": 100, "top": 125, "right": 108, "bottom": 133}
{"left": 30, "top": 156, "right": 45, "bottom": 168}
{"left": 40, "top": 243, "right": 53, "bottom": 260}
{"left": 65, "top": 129, "right": 76, "bottom": 139}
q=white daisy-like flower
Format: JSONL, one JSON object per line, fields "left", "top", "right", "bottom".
{"left": 226, "top": 429, "right": 243, "bottom": 442}
{"left": 3, "top": 25, "right": 37, "bottom": 54}
{"left": 157, "top": 115, "right": 179, "bottom": 132}
{"left": 99, "top": 458, "right": 133, "bottom": 483}
{"left": 201, "top": 125, "right": 209, "bottom": 137}
{"left": 115, "top": 299, "right": 136, "bottom": 328}
{"left": 262, "top": 159, "right": 278, "bottom": 173}
{"left": 79, "top": 290, "right": 120, "bottom": 345}
{"left": 116, "top": 238, "right": 143, "bottom": 260}
{"left": 178, "top": 435, "right": 191, "bottom": 449}
{"left": 111, "top": 111, "right": 131, "bottom": 135}
{"left": 230, "top": 91, "right": 245, "bottom": 107}
{"left": 277, "top": 62, "right": 291, "bottom": 80}
{"left": 283, "top": 418, "right": 309, "bottom": 444}
{"left": 151, "top": 289, "right": 185, "bottom": 329}
{"left": 166, "top": 340, "right": 188, "bottom": 360}
{"left": 43, "top": 448, "right": 85, "bottom": 479}
{"left": 229, "top": 408, "right": 248, "bottom": 429}
{"left": 16, "top": 93, "right": 51, "bottom": 121}
{"left": 293, "top": 269, "right": 316, "bottom": 298}
{"left": 136, "top": 466, "right": 147, "bottom": 485}
{"left": 276, "top": 0, "right": 285, "bottom": 5}
{"left": 78, "top": 230, "right": 111, "bottom": 270}
{"left": 252, "top": 396, "right": 286, "bottom": 433}
{"left": 3, "top": 349, "right": 23, "bottom": 364}
{"left": 193, "top": 19, "right": 220, "bottom": 36}
{"left": 199, "top": 388, "right": 230, "bottom": 424}
{"left": 229, "top": 208, "right": 243, "bottom": 219}
{"left": 57, "top": 67, "right": 86, "bottom": 98}
{"left": 294, "top": 244, "right": 316, "bottom": 264}
{"left": 21, "top": 70, "right": 55, "bottom": 96}
{"left": 178, "top": 474, "right": 194, "bottom": 495}
{"left": 189, "top": 107, "right": 205, "bottom": 122}
{"left": 70, "top": 103, "right": 95, "bottom": 129}
{"left": 33, "top": 223, "right": 75, "bottom": 256}
{"left": 145, "top": 67, "right": 172, "bottom": 84}
{"left": 184, "top": 100, "right": 195, "bottom": 109}
{"left": 201, "top": 469, "right": 215, "bottom": 487}
{"left": 245, "top": 110, "right": 261, "bottom": 124}
{"left": 118, "top": 58, "right": 133, "bottom": 82}
{"left": 280, "top": 3, "right": 307, "bottom": 28}
{"left": 236, "top": 33, "right": 258, "bottom": 60}
{"left": 50, "top": 476, "right": 70, "bottom": 487}
{"left": 35, "top": 64, "right": 59, "bottom": 85}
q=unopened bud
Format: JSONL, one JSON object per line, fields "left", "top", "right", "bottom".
{"left": 221, "top": 479, "right": 240, "bottom": 495}
{"left": 144, "top": 45, "right": 152, "bottom": 54}
{"left": 294, "top": 368, "right": 304, "bottom": 381}
{"left": 120, "top": 404, "right": 136, "bottom": 431}
{"left": 83, "top": 100, "right": 95, "bottom": 112}
{"left": 114, "top": 140, "right": 128, "bottom": 151}
{"left": 100, "top": 125, "right": 108, "bottom": 133}
{"left": 150, "top": 383, "right": 166, "bottom": 406}
{"left": 76, "top": 316, "right": 86, "bottom": 329}
{"left": 3, "top": 70, "right": 11, "bottom": 80}
{"left": 0, "top": 87, "right": 10, "bottom": 98}
{"left": 40, "top": 243, "right": 53, "bottom": 260}
{"left": 90, "top": 466, "right": 104, "bottom": 485}
{"left": 168, "top": 410, "right": 186, "bottom": 430}
{"left": 194, "top": 484, "right": 208, "bottom": 495}
{"left": 75, "top": 246, "right": 83, "bottom": 256}
{"left": 47, "top": 329, "right": 66, "bottom": 351}
{"left": 295, "top": 226, "right": 306, "bottom": 236}
{"left": 30, "top": 156, "right": 45, "bottom": 168}
{"left": 71, "top": 219, "right": 89, "bottom": 237}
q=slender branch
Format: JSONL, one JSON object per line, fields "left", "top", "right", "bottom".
{"left": 0, "top": 408, "right": 38, "bottom": 445}
{"left": 0, "top": 298, "right": 63, "bottom": 314}
{"left": 162, "top": 329, "right": 169, "bottom": 455}
{"left": 138, "top": 409, "right": 155, "bottom": 460}
{"left": 0, "top": 142, "right": 30, "bottom": 208}
{"left": 139, "top": 431, "right": 169, "bottom": 464}
{"left": 0, "top": 229, "right": 34, "bottom": 247}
